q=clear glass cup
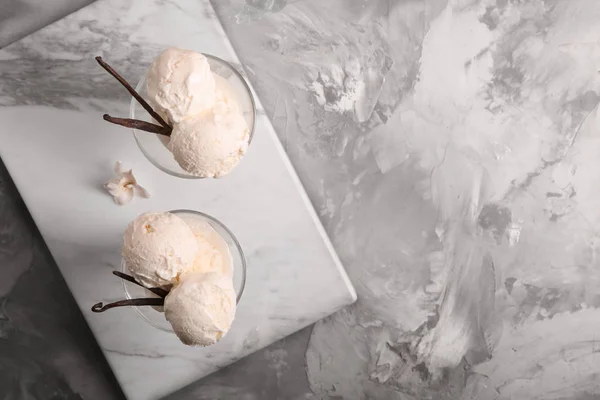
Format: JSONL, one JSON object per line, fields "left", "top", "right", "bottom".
{"left": 122, "top": 209, "right": 246, "bottom": 332}
{"left": 129, "top": 54, "right": 256, "bottom": 179}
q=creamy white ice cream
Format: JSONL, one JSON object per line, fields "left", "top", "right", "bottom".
{"left": 146, "top": 47, "right": 216, "bottom": 123}
{"left": 164, "top": 272, "right": 236, "bottom": 346}
{"left": 168, "top": 76, "right": 250, "bottom": 178}
{"left": 177, "top": 213, "right": 233, "bottom": 278}
{"left": 122, "top": 212, "right": 198, "bottom": 287}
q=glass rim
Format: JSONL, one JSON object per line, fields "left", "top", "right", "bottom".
{"left": 121, "top": 209, "right": 246, "bottom": 332}
{"left": 129, "top": 53, "right": 257, "bottom": 179}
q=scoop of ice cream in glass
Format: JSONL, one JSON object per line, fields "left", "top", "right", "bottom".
{"left": 96, "top": 47, "right": 256, "bottom": 179}
{"left": 92, "top": 210, "right": 246, "bottom": 347}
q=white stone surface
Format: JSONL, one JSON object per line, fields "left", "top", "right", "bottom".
{"left": 0, "top": 1, "right": 356, "bottom": 399}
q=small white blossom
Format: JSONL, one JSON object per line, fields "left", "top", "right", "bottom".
{"left": 104, "top": 161, "right": 150, "bottom": 205}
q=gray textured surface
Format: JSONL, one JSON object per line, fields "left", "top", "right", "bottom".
{"left": 4, "top": 0, "right": 600, "bottom": 399}
{"left": 0, "top": 0, "right": 93, "bottom": 48}
{"left": 0, "top": 162, "right": 125, "bottom": 399}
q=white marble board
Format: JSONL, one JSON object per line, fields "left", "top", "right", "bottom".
{"left": 0, "top": 0, "right": 357, "bottom": 399}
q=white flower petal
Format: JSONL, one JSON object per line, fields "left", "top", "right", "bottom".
{"left": 106, "top": 162, "right": 150, "bottom": 206}
{"left": 114, "top": 161, "right": 125, "bottom": 176}
{"left": 114, "top": 188, "right": 134, "bottom": 205}
{"left": 121, "top": 169, "right": 137, "bottom": 185}
{"left": 105, "top": 177, "right": 133, "bottom": 205}
{"left": 134, "top": 184, "right": 151, "bottom": 198}
{"left": 104, "top": 178, "right": 125, "bottom": 197}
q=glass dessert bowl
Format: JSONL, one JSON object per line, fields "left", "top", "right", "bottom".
{"left": 121, "top": 209, "right": 246, "bottom": 332}
{"left": 130, "top": 53, "right": 256, "bottom": 179}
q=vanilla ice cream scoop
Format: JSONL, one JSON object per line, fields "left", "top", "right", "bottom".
{"left": 165, "top": 272, "right": 236, "bottom": 346}
{"left": 168, "top": 78, "right": 250, "bottom": 178}
{"left": 146, "top": 47, "right": 216, "bottom": 123}
{"left": 122, "top": 212, "right": 198, "bottom": 287}
{"left": 177, "top": 213, "right": 233, "bottom": 278}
